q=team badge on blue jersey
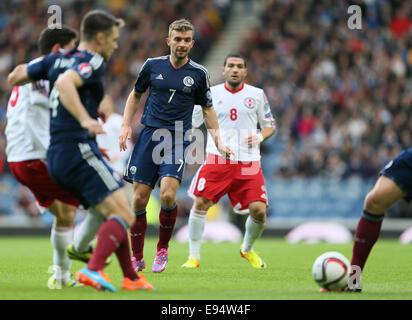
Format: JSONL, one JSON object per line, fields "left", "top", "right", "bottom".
{"left": 183, "top": 76, "right": 194, "bottom": 87}
{"left": 78, "top": 62, "right": 93, "bottom": 79}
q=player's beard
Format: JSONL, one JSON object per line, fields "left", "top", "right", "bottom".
{"left": 227, "top": 79, "right": 242, "bottom": 88}
{"left": 175, "top": 48, "right": 188, "bottom": 61}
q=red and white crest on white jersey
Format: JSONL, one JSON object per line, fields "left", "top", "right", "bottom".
{"left": 244, "top": 97, "right": 256, "bottom": 109}
{"left": 78, "top": 63, "right": 93, "bottom": 79}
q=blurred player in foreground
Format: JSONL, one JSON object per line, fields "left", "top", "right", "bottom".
{"left": 183, "top": 53, "right": 276, "bottom": 269}
{"left": 10, "top": 10, "right": 153, "bottom": 292}
{"left": 6, "top": 27, "right": 83, "bottom": 288}
{"left": 323, "top": 149, "right": 412, "bottom": 293}
{"left": 119, "top": 19, "right": 233, "bottom": 273}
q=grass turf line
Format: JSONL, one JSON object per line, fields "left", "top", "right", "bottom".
{"left": 0, "top": 236, "right": 411, "bottom": 300}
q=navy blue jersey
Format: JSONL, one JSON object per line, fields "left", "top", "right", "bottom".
{"left": 134, "top": 55, "right": 212, "bottom": 132}
{"left": 27, "top": 48, "right": 105, "bottom": 144}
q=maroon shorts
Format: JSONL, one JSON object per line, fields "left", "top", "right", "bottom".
{"left": 9, "top": 160, "right": 79, "bottom": 208}
{"left": 188, "top": 154, "right": 268, "bottom": 214}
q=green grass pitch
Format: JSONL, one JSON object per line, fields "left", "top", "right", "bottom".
{"left": 0, "top": 236, "right": 411, "bottom": 300}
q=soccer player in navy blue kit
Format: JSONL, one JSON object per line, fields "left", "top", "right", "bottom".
{"left": 9, "top": 10, "right": 154, "bottom": 292}
{"left": 119, "top": 19, "right": 233, "bottom": 273}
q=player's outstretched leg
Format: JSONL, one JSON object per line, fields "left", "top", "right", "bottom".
{"left": 181, "top": 206, "right": 205, "bottom": 268}
{"left": 240, "top": 202, "right": 266, "bottom": 269}
{"left": 48, "top": 201, "right": 82, "bottom": 287}
{"left": 76, "top": 189, "right": 152, "bottom": 292}
{"left": 130, "top": 209, "right": 147, "bottom": 272}
{"left": 153, "top": 203, "right": 179, "bottom": 273}
{"left": 182, "top": 202, "right": 209, "bottom": 268}
{"left": 67, "top": 209, "right": 112, "bottom": 266}
{"left": 130, "top": 182, "right": 152, "bottom": 272}
{"left": 153, "top": 177, "right": 180, "bottom": 273}
{"left": 348, "top": 175, "right": 405, "bottom": 292}
{"left": 114, "top": 221, "right": 154, "bottom": 291}
{"left": 76, "top": 216, "right": 129, "bottom": 292}
{"left": 321, "top": 174, "right": 407, "bottom": 293}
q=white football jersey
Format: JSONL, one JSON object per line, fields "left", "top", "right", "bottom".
{"left": 96, "top": 113, "right": 132, "bottom": 174}
{"left": 5, "top": 77, "right": 50, "bottom": 162}
{"left": 192, "top": 83, "right": 276, "bottom": 161}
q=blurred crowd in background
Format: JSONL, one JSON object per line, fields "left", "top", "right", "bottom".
{"left": 242, "top": 0, "right": 412, "bottom": 181}
{"left": 0, "top": 0, "right": 412, "bottom": 218}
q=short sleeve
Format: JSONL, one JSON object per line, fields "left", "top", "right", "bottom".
{"left": 195, "top": 70, "right": 213, "bottom": 108}
{"left": 134, "top": 59, "right": 151, "bottom": 93}
{"left": 258, "top": 90, "right": 276, "bottom": 129}
{"left": 71, "top": 54, "right": 104, "bottom": 86}
{"left": 27, "top": 56, "right": 50, "bottom": 81}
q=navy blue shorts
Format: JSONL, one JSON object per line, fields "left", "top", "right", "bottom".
{"left": 124, "top": 126, "right": 190, "bottom": 188}
{"left": 380, "top": 147, "right": 412, "bottom": 199}
{"left": 47, "top": 139, "right": 124, "bottom": 209}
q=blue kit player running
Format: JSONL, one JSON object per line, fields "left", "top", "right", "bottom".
{"left": 10, "top": 10, "right": 154, "bottom": 292}
{"left": 119, "top": 19, "right": 233, "bottom": 273}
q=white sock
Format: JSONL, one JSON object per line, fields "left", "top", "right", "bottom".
{"left": 241, "top": 215, "right": 265, "bottom": 253}
{"left": 188, "top": 208, "right": 207, "bottom": 260}
{"left": 50, "top": 225, "right": 74, "bottom": 285}
{"left": 74, "top": 209, "right": 105, "bottom": 253}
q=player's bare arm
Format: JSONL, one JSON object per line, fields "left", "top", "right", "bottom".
{"left": 8, "top": 64, "right": 31, "bottom": 86}
{"left": 201, "top": 105, "right": 235, "bottom": 159}
{"left": 54, "top": 69, "right": 105, "bottom": 137}
{"left": 119, "top": 90, "right": 143, "bottom": 151}
{"left": 246, "top": 126, "right": 275, "bottom": 148}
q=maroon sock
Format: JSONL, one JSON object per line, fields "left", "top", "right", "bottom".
{"left": 130, "top": 210, "right": 147, "bottom": 260}
{"left": 88, "top": 217, "right": 128, "bottom": 271}
{"left": 351, "top": 211, "right": 383, "bottom": 272}
{"left": 115, "top": 232, "right": 138, "bottom": 281}
{"left": 157, "top": 204, "right": 178, "bottom": 251}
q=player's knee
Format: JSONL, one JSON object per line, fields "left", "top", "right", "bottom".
{"left": 194, "top": 197, "right": 212, "bottom": 212}
{"left": 160, "top": 190, "right": 176, "bottom": 208}
{"left": 132, "top": 192, "right": 150, "bottom": 211}
{"left": 364, "top": 190, "right": 388, "bottom": 214}
{"left": 249, "top": 203, "right": 266, "bottom": 224}
{"left": 51, "top": 203, "right": 76, "bottom": 227}
{"left": 54, "top": 214, "right": 75, "bottom": 227}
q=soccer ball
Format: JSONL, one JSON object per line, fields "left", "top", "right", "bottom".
{"left": 312, "top": 251, "right": 350, "bottom": 291}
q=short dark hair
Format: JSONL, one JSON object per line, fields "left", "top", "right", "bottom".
{"left": 81, "top": 9, "right": 124, "bottom": 41}
{"left": 223, "top": 53, "right": 247, "bottom": 68}
{"left": 38, "top": 27, "right": 78, "bottom": 55}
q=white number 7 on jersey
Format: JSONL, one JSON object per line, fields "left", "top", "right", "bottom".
{"left": 168, "top": 89, "right": 176, "bottom": 103}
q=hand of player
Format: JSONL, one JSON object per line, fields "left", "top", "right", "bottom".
{"left": 119, "top": 124, "right": 132, "bottom": 151}
{"left": 98, "top": 147, "right": 111, "bottom": 161}
{"left": 80, "top": 118, "right": 106, "bottom": 137}
{"left": 97, "top": 110, "right": 107, "bottom": 123}
{"left": 217, "top": 142, "right": 236, "bottom": 160}
{"left": 245, "top": 133, "right": 263, "bottom": 148}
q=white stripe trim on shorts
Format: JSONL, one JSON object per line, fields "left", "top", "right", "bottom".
{"left": 78, "top": 143, "right": 118, "bottom": 191}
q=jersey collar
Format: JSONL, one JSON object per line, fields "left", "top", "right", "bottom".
{"left": 169, "top": 55, "right": 190, "bottom": 70}
{"left": 224, "top": 82, "right": 244, "bottom": 94}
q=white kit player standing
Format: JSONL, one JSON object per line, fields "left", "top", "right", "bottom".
{"left": 182, "top": 53, "right": 276, "bottom": 269}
